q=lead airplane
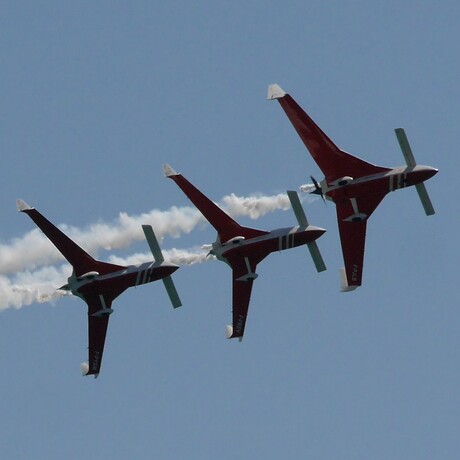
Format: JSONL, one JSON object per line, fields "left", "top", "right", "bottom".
{"left": 268, "top": 84, "right": 438, "bottom": 291}
{"left": 17, "top": 199, "right": 182, "bottom": 377}
{"left": 163, "top": 164, "right": 326, "bottom": 341}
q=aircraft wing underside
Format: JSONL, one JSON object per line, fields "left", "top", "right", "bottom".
{"left": 19, "top": 205, "right": 124, "bottom": 277}
{"left": 84, "top": 293, "right": 117, "bottom": 377}
{"left": 164, "top": 166, "right": 267, "bottom": 243}
{"left": 274, "top": 92, "right": 389, "bottom": 182}
{"left": 336, "top": 193, "right": 386, "bottom": 289}
{"left": 225, "top": 253, "right": 266, "bottom": 340}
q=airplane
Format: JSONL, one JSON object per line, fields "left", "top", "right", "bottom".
{"left": 163, "top": 164, "right": 326, "bottom": 341}
{"left": 17, "top": 199, "right": 182, "bottom": 377}
{"left": 268, "top": 84, "right": 438, "bottom": 291}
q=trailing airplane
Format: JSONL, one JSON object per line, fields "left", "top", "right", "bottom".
{"left": 163, "top": 164, "right": 326, "bottom": 341}
{"left": 17, "top": 199, "right": 182, "bottom": 377}
{"left": 268, "top": 84, "right": 438, "bottom": 291}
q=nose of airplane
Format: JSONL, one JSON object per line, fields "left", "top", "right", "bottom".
{"left": 420, "top": 166, "right": 438, "bottom": 181}
{"left": 308, "top": 226, "right": 327, "bottom": 240}
{"left": 166, "top": 263, "right": 180, "bottom": 275}
{"left": 410, "top": 166, "right": 438, "bottom": 184}
{"left": 427, "top": 166, "right": 438, "bottom": 179}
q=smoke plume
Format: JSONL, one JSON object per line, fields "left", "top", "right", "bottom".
{"left": 0, "top": 190, "right": 314, "bottom": 310}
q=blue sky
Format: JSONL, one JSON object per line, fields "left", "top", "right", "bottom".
{"left": 0, "top": 2, "right": 458, "bottom": 459}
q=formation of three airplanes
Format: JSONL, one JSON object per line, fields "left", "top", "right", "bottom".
{"left": 17, "top": 85, "right": 438, "bottom": 377}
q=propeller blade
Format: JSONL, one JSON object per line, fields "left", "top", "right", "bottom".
{"left": 415, "top": 183, "right": 435, "bottom": 216}
{"left": 310, "top": 175, "right": 326, "bottom": 204}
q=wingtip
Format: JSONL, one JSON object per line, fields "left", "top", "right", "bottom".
{"left": 225, "top": 325, "right": 243, "bottom": 342}
{"left": 16, "top": 199, "right": 32, "bottom": 212}
{"left": 339, "top": 268, "right": 359, "bottom": 292}
{"left": 80, "top": 362, "right": 89, "bottom": 376}
{"left": 163, "top": 163, "right": 178, "bottom": 177}
{"left": 226, "top": 325, "right": 233, "bottom": 339}
{"left": 267, "top": 83, "right": 286, "bottom": 100}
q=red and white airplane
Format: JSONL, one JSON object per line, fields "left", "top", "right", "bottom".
{"left": 268, "top": 84, "right": 438, "bottom": 291}
{"left": 163, "top": 164, "right": 326, "bottom": 341}
{"left": 17, "top": 199, "right": 182, "bottom": 377}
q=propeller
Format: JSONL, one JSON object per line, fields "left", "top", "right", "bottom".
{"left": 394, "top": 128, "right": 435, "bottom": 216}
{"left": 310, "top": 175, "right": 326, "bottom": 205}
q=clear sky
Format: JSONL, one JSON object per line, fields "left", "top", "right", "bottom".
{"left": 0, "top": 2, "right": 458, "bottom": 459}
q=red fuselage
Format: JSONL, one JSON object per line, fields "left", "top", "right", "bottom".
{"left": 325, "top": 165, "right": 438, "bottom": 206}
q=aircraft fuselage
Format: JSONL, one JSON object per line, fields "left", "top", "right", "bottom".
{"left": 324, "top": 165, "right": 438, "bottom": 205}
{"left": 212, "top": 225, "right": 325, "bottom": 266}
{"left": 63, "top": 261, "right": 179, "bottom": 300}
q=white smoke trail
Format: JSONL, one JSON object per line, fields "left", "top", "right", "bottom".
{"left": 107, "top": 247, "right": 213, "bottom": 266}
{"left": 0, "top": 190, "right": 314, "bottom": 311}
{"left": 300, "top": 183, "right": 316, "bottom": 193}
{"left": 0, "top": 265, "right": 72, "bottom": 311}
{"left": 0, "top": 248, "right": 212, "bottom": 311}
{"left": 1, "top": 192, "right": 307, "bottom": 275}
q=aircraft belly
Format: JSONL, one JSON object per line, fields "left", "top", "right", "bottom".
{"left": 328, "top": 177, "right": 390, "bottom": 201}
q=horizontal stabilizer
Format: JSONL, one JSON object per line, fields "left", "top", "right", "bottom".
{"left": 142, "top": 224, "right": 182, "bottom": 308}
{"left": 287, "top": 190, "right": 326, "bottom": 272}
{"left": 340, "top": 267, "right": 358, "bottom": 292}
{"left": 307, "top": 241, "right": 327, "bottom": 273}
{"left": 395, "top": 128, "right": 436, "bottom": 216}
{"left": 267, "top": 83, "right": 286, "bottom": 100}
{"left": 142, "top": 224, "right": 164, "bottom": 263}
{"left": 16, "top": 199, "right": 33, "bottom": 212}
{"left": 162, "top": 276, "right": 182, "bottom": 308}
{"left": 394, "top": 128, "right": 416, "bottom": 167}
{"left": 415, "top": 183, "right": 435, "bottom": 216}
{"left": 287, "top": 190, "right": 309, "bottom": 227}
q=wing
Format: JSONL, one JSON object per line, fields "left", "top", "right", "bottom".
{"left": 17, "top": 202, "right": 124, "bottom": 277}
{"left": 268, "top": 85, "right": 389, "bottom": 183}
{"left": 83, "top": 294, "right": 114, "bottom": 377}
{"left": 225, "top": 253, "right": 266, "bottom": 340}
{"left": 163, "top": 164, "right": 267, "bottom": 243}
{"left": 228, "top": 269, "right": 256, "bottom": 341}
{"left": 336, "top": 193, "right": 386, "bottom": 290}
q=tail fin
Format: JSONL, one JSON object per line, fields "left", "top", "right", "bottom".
{"left": 17, "top": 200, "right": 124, "bottom": 276}
{"left": 163, "top": 165, "right": 267, "bottom": 243}
{"left": 142, "top": 224, "right": 182, "bottom": 308}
